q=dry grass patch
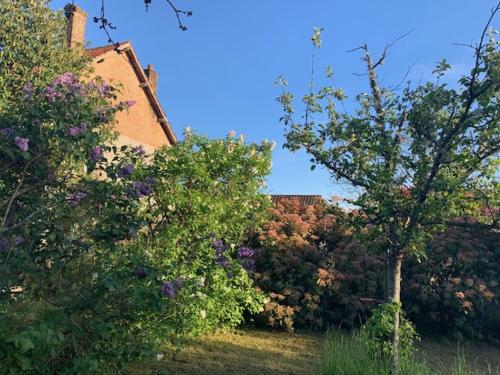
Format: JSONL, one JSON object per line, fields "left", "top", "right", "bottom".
{"left": 129, "top": 329, "right": 323, "bottom": 375}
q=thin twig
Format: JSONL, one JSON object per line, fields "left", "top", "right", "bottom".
{"left": 164, "top": 0, "right": 193, "bottom": 31}
{"left": 1, "top": 155, "right": 41, "bottom": 229}
{"left": 93, "top": 0, "right": 193, "bottom": 47}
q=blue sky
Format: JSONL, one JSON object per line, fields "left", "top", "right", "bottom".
{"left": 51, "top": 0, "right": 498, "bottom": 199}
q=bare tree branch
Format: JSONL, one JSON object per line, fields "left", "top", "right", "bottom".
{"left": 90, "top": 0, "right": 193, "bottom": 49}
{"left": 163, "top": 0, "right": 193, "bottom": 31}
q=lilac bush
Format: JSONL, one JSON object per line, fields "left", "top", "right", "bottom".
{"left": 0, "top": 3, "right": 274, "bottom": 372}
{"left": 129, "top": 131, "right": 272, "bottom": 337}
{"left": 0, "top": 5, "right": 153, "bottom": 369}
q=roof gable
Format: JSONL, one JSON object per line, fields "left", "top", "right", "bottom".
{"left": 87, "top": 42, "right": 176, "bottom": 145}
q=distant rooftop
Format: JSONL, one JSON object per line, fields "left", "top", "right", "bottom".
{"left": 270, "top": 195, "right": 323, "bottom": 207}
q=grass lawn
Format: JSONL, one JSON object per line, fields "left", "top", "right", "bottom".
{"left": 417, "top": 338, "right": 500, "bottom": 374}
{"left": 129, "top": 329, "right": 500, "bottom": 375}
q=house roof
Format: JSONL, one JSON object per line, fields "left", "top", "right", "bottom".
{"left": 270, "top": 195, "right": 323, "bottom": 207}
{"left": 86, "top": 44, "right": 119, "bottom": 58}
{"left": 86, "top": 42, "right": 177, "bottom": 145}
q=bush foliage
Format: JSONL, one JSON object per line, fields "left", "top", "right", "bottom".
{"left": 253, "top": 197, "right": 499, "bottom": 341}
{"left": 402, "top": 227, "right": 499, "bottom": 341}
{"left": 0, "top": 2, "right": 272, "bottom": 373}
{"left": 253, "top": 197, "right": 384, "bottom": 331}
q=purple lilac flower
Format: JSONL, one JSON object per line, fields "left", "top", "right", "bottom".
{"left": 0, "top": 238, "right": 9, "bottom": 253}
{"left": 215, "top": 255, "right": 230, "bottom": 269}
{"left": 14, "top": 236, "right": 24, "bottom": 246}
{"left": 44, "top": 74, "right": 82, "bottom": 103}
{"left": 133, "top": 181, "right": 152, "bottom": 198}
{"left": 237, "top": 247, "right": 257, "bottom": 272}
{"left": 118, "top": 164, "right": 135, "bottom": 177}
{"left": 97, "top": 83, "right": 113, "bottom": 98}
{"left": 160, "top": 278, "right": 184, "bottom": 298}
{"left": 213, "top": 239, "right": 224, "bottom": 252}
{"left": 14, "top": 137, "right": 29, "bottom": 152}
{"left": 160, "top": 282, "right": 176, "bottom": 298}
{"left": 45, "top": 86, "right": 58, "bottom": 102}
{"left": 51, "top": 73, "right": 84, "bottom": 98}
{"left": 124, "top": 100, "right": 136, "bottom": 108}
{"left": 134, "top": 267, "right": 148, "bottom": 279}
{"left": 237, "top": 247, "right": 256, "bottom": 259}
{"left": 70, "top": 81, "right": 84, "bottom": 95}
{"left": 1, "top": 128, "right": 13, "bottom": 137}
{"left": 66, "top": 191, "right": 87, "bottom": 207}
{"left": 23, "top": 82, "right": 34, "bottom": 97}
{"left": 68, "top": 126, "right": 81, "bottom": 136}
{"left": 133, "top": 145, "right": 146, "bottom": 157}
{"left": 78, "top": 122, "right": 87, "bottom": 131}
{"left": 96, "top": 108, "right": 109, "bottom": 123}
{"left": 52, "top": 72, "right": 77, "bottom": 86}
{"left": 89, "top": 146, "right": 103, "bottom": 162}
{"left": 68, "top": 122, "right": 87, "bottom": 137}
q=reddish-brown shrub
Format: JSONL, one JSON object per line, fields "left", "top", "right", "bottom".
{"left": 402, "top": 227, "right": 500, "bottom": 341}
{"left": 253, "top": 197, "right": 499, "bottom": 340}
{"left": 253, "top": 197, "right": 384, "bottom": 330}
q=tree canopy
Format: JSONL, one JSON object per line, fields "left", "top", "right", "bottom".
{"left": 278, "top": 7, "right": 499, "bottom": 373}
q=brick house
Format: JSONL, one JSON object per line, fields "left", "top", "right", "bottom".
{"left": 64, "top": 4, "right": 176, "bottom": 153}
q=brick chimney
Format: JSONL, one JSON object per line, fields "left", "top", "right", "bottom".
{"left": 144, "top": 64, "right": 158, "bottom": 95}
{"left": 64, "top": 3, "right": 87, "bottom": 48}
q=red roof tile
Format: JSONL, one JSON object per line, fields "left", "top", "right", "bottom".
{"left": 86, "top": 43, "right": 123, "bottom": 58}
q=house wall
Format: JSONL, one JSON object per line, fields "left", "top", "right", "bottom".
{"left": 91, "top": 52, "right": 172, "bottom": 151}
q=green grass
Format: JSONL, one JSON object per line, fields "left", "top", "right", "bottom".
{"left": 318, "top": 331, "right": 433, "bottom": 375}
{"left": 128, "top": 329, "right": 500, "bottom": 375}
{"left": 449, "top": 353, "right": 499, "bottom": 375}
{"left": 319, "top": 331, "right": 500, "bottom": 375}
{"left": 417, "top": 339, "right": 500, "bottom": 375}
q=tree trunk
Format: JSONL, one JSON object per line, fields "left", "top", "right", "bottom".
{"left": 385, "top": 251, "right": 392, "bottom": 302}
{"left": 389, "top": 252, "right": 404, "bottom": 375}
